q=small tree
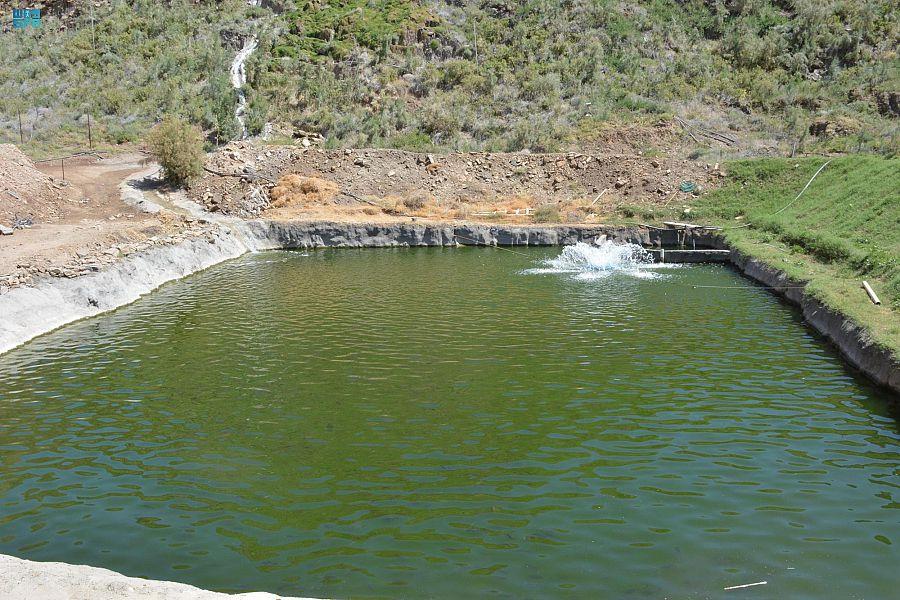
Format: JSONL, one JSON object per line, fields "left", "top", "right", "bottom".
{"left": 147, "top": 117, "right": 204, "bottom": 186}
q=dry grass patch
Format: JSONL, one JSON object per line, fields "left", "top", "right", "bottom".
{"left": 269, "top": 174, "right": 339, "bottom": 208}
{"left": 441, "top": 195, "right": 608, "bottom": 224}
{"left": 449, "top": 196, "right": 534, "bottom": 222}
{"left": 382, "top": 189, "right": 443, "bottom": 217}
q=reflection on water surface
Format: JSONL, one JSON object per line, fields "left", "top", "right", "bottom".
{"left": 0, "top": 248, "right": 897, "bottom": 599}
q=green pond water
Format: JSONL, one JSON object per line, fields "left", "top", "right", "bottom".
{"left": 0, "top": 246, "right": 897, "bottom": 599}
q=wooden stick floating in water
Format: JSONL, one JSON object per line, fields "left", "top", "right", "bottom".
{"left": 724, "top": 581, "right": 767, "bottom": 591}
{"left": 862, "top": 281, "right": 881, "bottom": 305}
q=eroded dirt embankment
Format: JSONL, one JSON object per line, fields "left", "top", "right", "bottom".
{"left": 192, "top": 141, "right": 723, "bottom": 220}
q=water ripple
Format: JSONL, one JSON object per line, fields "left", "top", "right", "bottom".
{"left": 0, "top": 247, "right": 897, "bottom": 599}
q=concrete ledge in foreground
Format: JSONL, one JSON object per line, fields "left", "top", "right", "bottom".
{"left": 0, "top": 554, "right": 320, "bottom": 600}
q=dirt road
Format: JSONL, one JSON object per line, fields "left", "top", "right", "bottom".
{"left": 0, "top": 153, "right": 193, "bottom": 287}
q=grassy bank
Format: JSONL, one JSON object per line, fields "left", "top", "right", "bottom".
{"left": 691, "top": 155, "right": 899, "bottom": 357}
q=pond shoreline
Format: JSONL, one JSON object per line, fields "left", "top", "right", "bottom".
{"left": 0, "top": 220, "right": 896, "bottom": 395}
{"left": 730, "top": 250, "right": 899, "bottom": 393}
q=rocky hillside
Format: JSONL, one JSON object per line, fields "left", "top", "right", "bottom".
{"left": 1, "top": 0, "right": 897, "bottom": 157}
{"left": 0, "top": 144, "right": 65, "bottom": 226}
{"left": 190, "top": 132, "right": 720, "bottom": 220}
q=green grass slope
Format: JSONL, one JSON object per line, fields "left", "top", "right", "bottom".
{"left": 693, "top": 155, "right": 900, "bottom": 356}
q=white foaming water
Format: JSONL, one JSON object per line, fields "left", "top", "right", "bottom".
{"left": 231, "top": 36, "right": 258, "bottom": 139}
{"left": 526, "top": 241, "right": 673, "bottom": 279}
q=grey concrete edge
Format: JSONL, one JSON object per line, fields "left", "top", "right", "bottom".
{"left": 729, "top": 249, "right": 900, "bottom": 395}
{"left": 0, "top": 227, "right": 248, "bottom": 355}
{"left": 0, "top": 553, "right": 320, "bottom": 600}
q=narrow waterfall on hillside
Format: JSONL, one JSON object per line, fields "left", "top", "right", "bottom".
{"left": 230, "top": 36, "right": 258, "bottom": 139}
{"left": 230, "top": 2, "right": 265, "bottom": 138}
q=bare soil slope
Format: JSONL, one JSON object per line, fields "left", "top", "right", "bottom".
{"left": 192, "top": 137, "right": 722, "bottom": 223}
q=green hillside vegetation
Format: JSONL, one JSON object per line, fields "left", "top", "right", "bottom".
{"left": 1, "top": 0, "right": 897, "bottom": 155}
{"left": 693, "top": 155, "right": 900, "bottom": 356}
{"left": 0, "top": 0, "right": 254, "bottom": 156}
{"left": 249, "top": 0, "right": 899, "bottom": 152}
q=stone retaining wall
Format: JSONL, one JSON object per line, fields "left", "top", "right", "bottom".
{"left": 245, "top": 220, "right": 723, "bottom": 249}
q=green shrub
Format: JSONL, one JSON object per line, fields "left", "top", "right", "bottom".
{"left": 421, "top": 102, "right": 463, "bottom": 136}
{"left": 107, "top": 122, "right": 141, "bottom": 145}
{"left": 387, "top": 131, "right": 436, "bottom": 151}
{"left": 506, "top": 117, "right": 563, "bottom": 152}
{"left": 534, "top": 204, "right": 560, "bottom": 223}
{"left": 618, "top": 205, "right": 638, "bottom": 218}
{"left": 147, "top": 117, "right": 205, "bottom": 186}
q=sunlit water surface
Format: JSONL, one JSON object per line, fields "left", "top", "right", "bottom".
{"left": 0, "top": 247, "right": 897, "bottom": 599}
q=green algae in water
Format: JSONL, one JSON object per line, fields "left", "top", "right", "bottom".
{"left": 0, "top": 246, "right": 897, "bottom": 599}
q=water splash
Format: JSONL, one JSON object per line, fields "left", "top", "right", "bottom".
{"left": 526, "top": 241, "right": 670, "bottom": 279}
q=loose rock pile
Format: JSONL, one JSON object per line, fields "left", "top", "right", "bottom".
{"left": 0, "top": 144, "right": 65, "bottom": 229}
{"left": 192, "top": 142, "right": 292, "bottom": 216}
{"left": 191, "top": 141, "right": 721, "bottom": 220}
